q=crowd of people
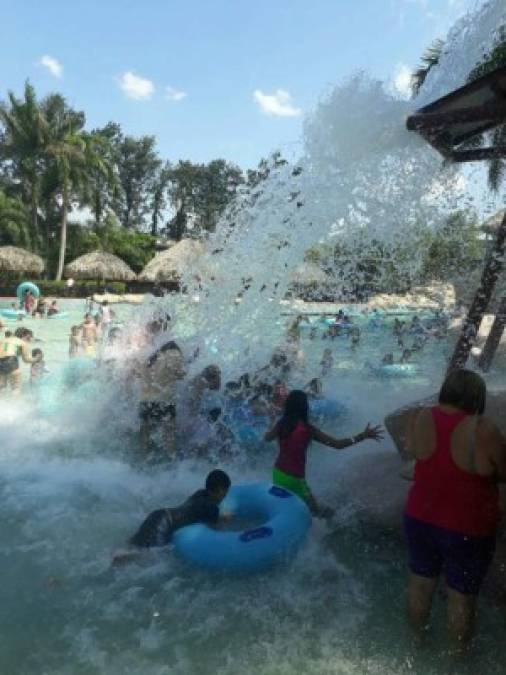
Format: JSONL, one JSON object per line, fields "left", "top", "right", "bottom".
{"left": 1, "top": 297, "right": 505, "bottom": 652}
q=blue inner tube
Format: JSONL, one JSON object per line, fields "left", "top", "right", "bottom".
{"left": 16, "top": 282, "right": 40, "bottom": 301}
{"left": 0, "top": 308, "right": 27, "bottom": 319}
{"left": 173, "top": 483, "right": 312, "bottom": 573}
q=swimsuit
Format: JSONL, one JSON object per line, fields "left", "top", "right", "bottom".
{"left": 273, "top": 422, "right": 313, "bottom": 501}
{"left": 404, "top": 407, "right": 499, "bottom": 594}
{"left": 129, "top": 489, "right": 220, "bottom": 548}
{"left": 0, "top": 356, "right": 19, "bottom": 375}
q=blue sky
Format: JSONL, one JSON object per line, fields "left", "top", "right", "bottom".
{"left": 0, "top": 0, "right": 477, "bottom": 169}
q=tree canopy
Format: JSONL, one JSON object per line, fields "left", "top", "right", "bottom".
{"left": 0, "top": 81, "right": 245, "bottom": 278}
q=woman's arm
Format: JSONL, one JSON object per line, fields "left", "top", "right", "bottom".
{"left": 479, "top": 419, "right": 506, "bottom": 482}
{"left": 312, "top": 423, "right": 383, "bottom": 450}
{"left": 264, "top": 421, "right": 280, "bottom": 442}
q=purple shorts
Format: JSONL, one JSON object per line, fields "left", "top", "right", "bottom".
{"left": 404, "top": 514, "right": 496, "bottom": 595}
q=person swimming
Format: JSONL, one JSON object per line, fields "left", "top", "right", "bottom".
{"left": 30, "top": 348, "right": 48, "bottom": 383}
{"left": 81, "top": 313, "right": 98, "bottom": 357}
{"left": 320, "top": 348, "right": 334, "bottom": 377}
{"left": 69, "top": 326, "right": 82, "bottom": 358}
{"left": 112, "top": 469, "right": 232, "bottom": 566}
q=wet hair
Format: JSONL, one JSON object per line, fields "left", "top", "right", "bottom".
{"left": 15, "top": 327, "right": 33, "bottom": 339}
{"left": 239, "top": 373, "right": 251, "bottom": 389}
{"left": 225, "top": 381, "right": 241, "bottom": 392}
{"left": 147, "top": 340, "right": 181, "bottom": 368}
{"left": 205, "top": 469, "right": 231, "bottom": 493}
{"left": 439, "top": 368, "right": 486, "bottom": 415}
{"left": 32, "top": 348, "right": 43, "bottom": 358}
{"left": 207, "top": 407, "right": 222, "bottom": 423}
{"left": 278, "top": 390, "right": 310, "bottom": 439}
{"left": 202, "top": 365, "right": 221, "bottom": 383}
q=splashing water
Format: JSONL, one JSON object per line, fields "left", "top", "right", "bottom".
{"left": 1, "top": 2, "right": 506, "bottom": 673}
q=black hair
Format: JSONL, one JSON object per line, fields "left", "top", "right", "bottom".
{"left": 32, "top": 348, "right": 43, "bottom": 358}
{"left": 278, "top": 390, "right": 309, "bottom": 439}
{"left": 207, "top": 407, "right": 222, "bottom": 423}
{"left": 205, "top": 469, "right": 231, "bottom": 493}
{"left": 147, "top": 340, "right": 181, "bottom": 368}
{"left": 439, "top": 368, "right": 486, "bottom": 415}
{"left": 225, "top": 381, "right": 241, "bottom": 391}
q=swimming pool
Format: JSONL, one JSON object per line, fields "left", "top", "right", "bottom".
{"left": 1, "top": 297, "right": 505, "bottom": 674}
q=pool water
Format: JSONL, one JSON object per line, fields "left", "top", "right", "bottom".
{"left": 0, "top": 299, "right": 505, "bottom": 675}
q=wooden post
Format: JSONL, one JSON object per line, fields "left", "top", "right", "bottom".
{"left": 478, "top": 296, "right": 506, "bottom": 372}
{"left": 447, "top": 210, "right": 506, "bottom": 373}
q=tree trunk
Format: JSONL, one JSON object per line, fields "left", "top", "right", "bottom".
{"left": 447, "top": 210, "right": 506, "bottom": 373}
{"left": 478, "top": 296, "right": 506, "bottom": 372}
{"left": 56, "top": 181, "right": 68, "bottom": 281}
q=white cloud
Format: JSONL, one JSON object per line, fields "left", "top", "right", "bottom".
{"left": 392, "top": 63, "right": 413, "bottom": 99}
{"left": 119, "top": 71, "right": 155, "bottom": 100}
{"left": 253, "top": 89, "right": 301, "bottom": 117}
{"left": 39, "top": 55, "right": 63, "bottom": 78}
{"left": 165, "top": 86, "right": 187, "bottom": 102}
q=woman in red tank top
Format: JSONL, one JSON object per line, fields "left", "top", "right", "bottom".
{"left": 264, "top": 390, "right": 383, "bottom": 517}
{"left": 404, "top": 368, "right": 506, "bottom": 649}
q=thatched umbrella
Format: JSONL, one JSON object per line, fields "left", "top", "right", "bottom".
{"left": 64, "top": 250, "right": 136, "bottom": 281}
{"left": 0, "top": 246, "right": 45, "bottom": 276}
{"left": 291, "top": 262, "right": 328, "bottom": 285}
{"left": 139, "top": 239, "right": 209, "bottom": 282}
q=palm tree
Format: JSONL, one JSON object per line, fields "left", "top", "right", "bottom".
{"left": 0, "top": 189, "right": 31, "bottom": 247}
{"left": 42, "top": 95, "right": 88, "bottom": 279}
{"left": 0, "top": 81, "right": 47, "bottom": 249}
{"left": 411, "top": 39, "right": 445, "bottom": 98}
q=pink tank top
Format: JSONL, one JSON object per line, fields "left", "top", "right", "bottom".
{"left": 405, "top": 407, "right": 500, "bottom": 537}
{"left": 275, "top": 421, "right": 312, "bottom": 478}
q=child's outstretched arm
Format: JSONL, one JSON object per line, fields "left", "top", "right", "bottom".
{"left": 312, "top": 423, "right": 383, "bottom": 450}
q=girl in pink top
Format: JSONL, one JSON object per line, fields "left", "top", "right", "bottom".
{"left": 264, "top": 390, "right": 383, "bottom": 516}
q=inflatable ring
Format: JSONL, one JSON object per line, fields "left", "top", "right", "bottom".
{"left": 0, "top": 308, "right": 26, "bottom": 319}
{"left": 173, "top": 483, "right": 311, "bottom": 573}
{"left": 16, "top": 282, "right": 40, "bottom": 301}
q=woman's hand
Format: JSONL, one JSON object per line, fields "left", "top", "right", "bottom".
{"left": 360, "top": 423, "right": 384, "bottom": 442}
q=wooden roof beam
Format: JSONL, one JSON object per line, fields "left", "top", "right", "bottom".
{"left": 406, "top": 101, "right": 506, "bottom": 131}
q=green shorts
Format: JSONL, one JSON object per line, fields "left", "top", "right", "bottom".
{"left": 272, "top": 468, "right": 312, "bottom": 502}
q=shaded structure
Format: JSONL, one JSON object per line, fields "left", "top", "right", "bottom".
{"left": 139, "top": 239, "right": 211, "bottom": 283}
{"left": 64, "top": 250, "right": 136, "bottom": 282}
{"left": 407, "top": 65, "right": 506, "bottom": 372}
{"left": 0, "top": 245, "right": 45, "bottom": 277}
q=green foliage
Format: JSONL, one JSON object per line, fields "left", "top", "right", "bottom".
{"left": 411, "top": 39, "right": 445, "bottom": 98}
{"left": 0, "top": 81, "right": 245, "bottom": 280}
{"left": 166, "top": 159, "right": 244, "bottom": 239}
{"left": 0, "top": 189, "right": 32, "bottom": 247}
{"left": 28, "top": 279, "right": 127, "bottom": 296}
{"left": 114, "top": 134, "right": 161, "bottom": 229}
{"left": 97, "top": 218, "right": 156, "bottom": 272}
{"left": 419, "top": 210, "right": 484, "bottom": 282}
